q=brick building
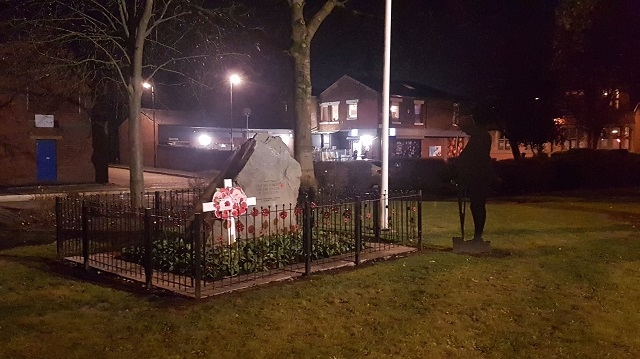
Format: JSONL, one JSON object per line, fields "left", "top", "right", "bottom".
{"left": 312, "top": 75, "right": 467, "bottom": 161}
{"left": 0, "top": 44, "right": 96, "bottom": 186}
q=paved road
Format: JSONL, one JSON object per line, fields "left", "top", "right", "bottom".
{"left": 108, "top": 167, "right": 199, "bottom": 190}
{"left": 0, "top": 166, "right": 206, "bottom": 203}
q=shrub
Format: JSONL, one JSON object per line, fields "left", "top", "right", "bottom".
{"left": 315, "top": 158, "right": 452, "bottom": 197}
{"left": 120, "top": 229, "right": 359, "bottom": 280}
{"left": 492, "top": 149, "right": 640, "bottom": 195}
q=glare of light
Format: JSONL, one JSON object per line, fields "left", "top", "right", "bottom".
{"left": 534, "top": 97, "right": 540, "bottom": 100}
{"left": 389, "top": 128, "right": 396, "bottom": 136}
{"left": 142, "top": 82, "right": 152, "bottom": 89}
{"left": 229, "top": 74, "right": 242, "bottom": 85}
{"left": 197, "top": 134, "right": 212, "bottom": 146}
{"left": 278, "top": 134, "right": 292, "bottom": 142}
{"left": 616, "top": 139, "right": 621, "bottom": 143}
{"left": 611, "top": 129, "right": 619, "bottom": 134}
{"left": 350, "top": 129, "right": 359, "bottom": 136}
{"left": 361, "top": 135, "right": 374, "bottom": 147}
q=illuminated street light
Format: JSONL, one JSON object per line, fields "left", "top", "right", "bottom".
{"left": 229, "top": 74, "right": 242, "bottom": 149}
{"left": 198, "top": 134, "right": 212, "bottom": 147}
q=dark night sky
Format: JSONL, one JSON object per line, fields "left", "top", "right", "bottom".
{"left": 310, "top": 0, "right": 559, "bottom": 97}
{"left": 199, "top": 0, "right": 640, "bottom": 127}
{"left": 212, "top": 0, "right": 560, "bottom": 126}
{"left": 231, "top": 0, "right": 559, "bottom": 101}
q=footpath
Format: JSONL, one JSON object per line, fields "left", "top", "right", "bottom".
{"left": 0, "top": 165, "right": 201, "bottom": 203}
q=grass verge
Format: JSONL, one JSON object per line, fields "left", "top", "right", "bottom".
{"left": 1, "top": 198, "right": 640, "bottom": 358}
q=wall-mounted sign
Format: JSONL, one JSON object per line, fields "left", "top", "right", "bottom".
{"left": 35, "top": 114, "right": 54, "bottom": 128}
{"left": 429, "top": 145, "right": 442, "bottom": 157}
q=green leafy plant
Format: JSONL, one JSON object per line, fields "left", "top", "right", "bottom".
{"left": 120, "top": 229, "right": 360, "bottom": 280}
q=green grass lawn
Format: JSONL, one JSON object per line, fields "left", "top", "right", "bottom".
{"left": 2, "top": 197, "right": 640, "bottom": 358}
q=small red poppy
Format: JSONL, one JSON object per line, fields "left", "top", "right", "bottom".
{"left": 251, "top": 208, "right": 260, "bottom": 217}
{"left": 279, "top": 211, "right": 288, "bottom": 219}
{"left": 261, "top": 208, "right": 270, "bottom": 217}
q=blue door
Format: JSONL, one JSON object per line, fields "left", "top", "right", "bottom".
{"left": 36, "top": 139, "right": 57, "bottom": 182}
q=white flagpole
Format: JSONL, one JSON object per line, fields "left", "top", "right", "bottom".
{"left": 380, "top": 0, "right": 392, "bottom": 229}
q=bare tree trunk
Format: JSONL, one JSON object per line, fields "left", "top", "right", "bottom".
{"left": 127, "top": 0, "right": 154, "bottom": 208}
{"left": 291, "top": 45, "right": 317, "bottom": 198}
{"left": 288, "top": 0, "right": 342, "bottom": 200}
{"left": 128, "top": 85, "right": 144, "bottom": 206}
{"left": 508, "top": 138, "right": 521, "bottom": 159}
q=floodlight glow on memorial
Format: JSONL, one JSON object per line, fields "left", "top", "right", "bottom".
{"left": 361, "top": 135, "right": 374, "bottom": 147}
{"left": 197, "top": 134, "right": 212, "bottom": 146}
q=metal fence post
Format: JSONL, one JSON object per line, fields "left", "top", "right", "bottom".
{"left": 81, "top": 203, "right": 89, "bottom": 271}
{"left": 154, "top": 191, "right": 161, "bottom": 216}
{"left": 194, "top": 213, "right": 202, "bottom": 299}
{"left": 303, "top": 200, "right": 312, "bottom": 276}
{"left": 355, "top": 196, "right": 362, "bottom": 265}
{"left": 144, "top": 208, "right": 153, "bottom": 289}
{"left": 373, "top": 198, "right": 380, "bottom": 242}
{"left": 55, "top": 197, "right": 62, "bottom": 258}
{"left": 417, "top": 190, "right": 423, "bottom": 250}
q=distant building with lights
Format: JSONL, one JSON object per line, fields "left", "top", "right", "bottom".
{"left": 118, "top": 108, "right": 293, "bottom": 172}
{"left": 312, "top": 75, "right": 468, "bottom": 161}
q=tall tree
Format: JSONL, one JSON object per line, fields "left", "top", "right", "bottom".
{"left": 5, "top": 0, "right": 231, "bottom": 206}
{"left": 288, "top": 0, "right": 344, "bottom": 199}
{"left": 554, "top": 0, "right": 640, "bottom": 147}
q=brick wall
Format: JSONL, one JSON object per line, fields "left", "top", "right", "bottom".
{"left": 0, "top": 94, "right": 95, "bottom": 186}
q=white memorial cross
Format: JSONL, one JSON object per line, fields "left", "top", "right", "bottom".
{"left": 202, "top": 179, "right": 257, "bottom": 244}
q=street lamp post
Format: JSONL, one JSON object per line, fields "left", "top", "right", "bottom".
{"left": 243, "top": 107, "right": 252, "bottom": 139}
{"left": 229, "top": 74, "right": 242, "bottom": 149}
{"left": 142, "top": 81, "right": 156, "bottom": 167}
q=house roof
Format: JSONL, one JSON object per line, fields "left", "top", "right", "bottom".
{"left": 328, "top": 74, "right": 458, "bottom": 100}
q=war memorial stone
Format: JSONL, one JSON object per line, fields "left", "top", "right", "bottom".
{"left": 203, "top": 134, "right": 301, "bottom": 243}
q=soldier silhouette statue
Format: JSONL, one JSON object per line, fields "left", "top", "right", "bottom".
{"left": 455, "top": 114, "right": 492, "bottom": 242}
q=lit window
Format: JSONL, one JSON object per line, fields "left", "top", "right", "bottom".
{"left": 321, "top": 106, "right": 330, "bottom": 122}
{"left": 414, "top": 100, "right": 424, "bottom": 124}
{"left": 346, "top": 99, "right": 358, "bottom": 120}
{"left": 348, "top": 104, "right": 357, "bottom": 119}
{"left": 390, "top": 101, "right": 400, "bottom": 120}
{"left": 390, "top": 98, "right": 402, "bottom": 121}
{"left": 320, "top": 101, "right": 339, "bottom": 123}
{"left": 331, "top": 104, "right": 339, "bottom": 121}
{"left": 498, "top": 132, "right": 511, "bottom": 151}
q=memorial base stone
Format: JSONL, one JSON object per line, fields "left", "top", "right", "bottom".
{"left": 452, "top": 237, "right": 491, "bottom": 254}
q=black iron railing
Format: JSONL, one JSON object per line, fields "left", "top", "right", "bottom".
{"left": 56, "top": 189, "right": 422, "bottom": 298}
